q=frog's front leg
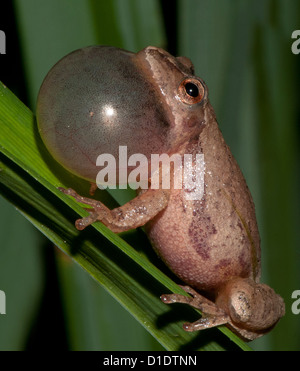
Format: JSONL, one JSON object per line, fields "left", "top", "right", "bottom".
{"left": 59, "top": 187, "right": 170, "bottom": 233}
{"left": 161, "top": 286, "right": 229, "bottom": 331}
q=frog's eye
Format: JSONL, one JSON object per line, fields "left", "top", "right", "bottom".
{"left": 178, "top": 78, "right": 205, "bottom": 105}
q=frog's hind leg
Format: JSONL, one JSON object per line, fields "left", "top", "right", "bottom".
{"left": 161, "top": 285, "right": 230, "bottom": 332}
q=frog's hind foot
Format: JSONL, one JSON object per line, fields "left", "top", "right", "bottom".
{"left": 161, "top": 285, "right": 230, "bottom": 332}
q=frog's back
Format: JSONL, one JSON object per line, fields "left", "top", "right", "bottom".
{"left": 145, "top": 104, "right": 261, "bottom": 294}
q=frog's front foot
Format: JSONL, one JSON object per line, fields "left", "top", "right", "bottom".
{"left": 161, "top": 285, "right": 230, "bottom": 332}
{"left": 59, "top": 186, "right": 170, "bottom": 233}
{"left": 59, "top": 187, "right": 111, "bottom": 230}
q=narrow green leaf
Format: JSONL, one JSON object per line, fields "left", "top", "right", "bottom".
{"left": 0, "top": 196, "right": 44, "bottom": 350}
{"left": 12, "top": 0, "right": 167, "bottom": 350}
{"left": 56, "top": 253, "right": 163, "bottom": 351}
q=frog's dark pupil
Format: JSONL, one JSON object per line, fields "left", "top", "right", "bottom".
{"left": 185, "top": 82, "right": 199, "bottom": 97}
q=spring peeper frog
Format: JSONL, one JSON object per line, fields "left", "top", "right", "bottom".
{"left": 37, "top": 45, "right": 285, "bottom": 341}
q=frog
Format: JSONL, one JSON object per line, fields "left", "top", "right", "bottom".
{"left": 36, "top": 45, "right": 285, "bottom": 341}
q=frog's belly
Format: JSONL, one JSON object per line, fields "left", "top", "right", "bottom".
{"left": 145, "top": 189, "right": 257, "bottom": 293}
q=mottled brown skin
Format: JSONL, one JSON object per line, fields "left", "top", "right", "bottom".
{"left": 37, "top": 46, "right": 285, "bottom": 341}
{"left": 145, "top": 104, "right": 261, "bottom": 293}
